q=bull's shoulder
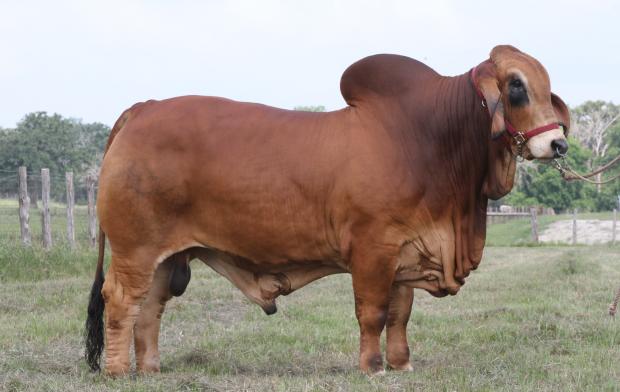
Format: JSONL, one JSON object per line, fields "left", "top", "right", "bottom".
{"left": 340, "top": 54, "right": 439, "bottom": 106}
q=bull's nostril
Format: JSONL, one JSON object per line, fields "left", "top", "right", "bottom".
{"left": 551, "top": 139, "right": 569, "bottom": 157}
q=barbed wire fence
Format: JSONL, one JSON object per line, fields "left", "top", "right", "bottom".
{"left": 0, "top": 166, "right": 97, "bottom": 249}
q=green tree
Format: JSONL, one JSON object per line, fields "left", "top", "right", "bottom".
{"left": 0, "top": 112, "right": 109, "bottom": 201}
{"left": 503, "top": 138, "right": 593, "bottom": 212}
{"left": 571, "top": 101, "right": 620, "bottom": 191}
{"left": 502, "top": 101, "right": 620, "bottom": 212}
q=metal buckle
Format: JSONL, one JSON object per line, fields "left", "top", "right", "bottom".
{"left": 514, "top": 132, "right": 527, "bottom": 146}
{"left": 512, "top": 132, "right": 527, "bottom": 161}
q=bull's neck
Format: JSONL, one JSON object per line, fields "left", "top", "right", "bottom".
{"left": 432, "top": 72, "right": 491, "bottom": 145}
{"left": 420, "top": 72, "right": 492, "bottom": 182}
{"left": 430, "top": 72, "right": 516, "bottom": 200}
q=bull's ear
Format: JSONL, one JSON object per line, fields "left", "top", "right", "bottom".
{"left": 477, "top": 71, "right": 505, "bottom": 139}
{"left": 551, "top": 92, "right": 570, "bottom": 135}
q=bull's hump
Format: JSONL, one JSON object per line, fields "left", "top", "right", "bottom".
{"left": 339, "top": 54, "right": 439, "bottom": 106}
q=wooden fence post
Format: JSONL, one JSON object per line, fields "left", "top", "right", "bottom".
{"left": 18, "top": 166, "right": 31, "bottom": 246}
{"left": 66, "top": 172, "right": 75, "bottom": 248}
{"left": 530, "top": 207, "right": 538, "bottom": 243}
{"left": 41, "top": 168, "right": 52, "bottom": 250}
{"left": 572, "top": 208, "right": 577, "bottom": 245}
{"left": 87, "top": 175, "right": 97, "bottom": 248}
{"left": 613, "top": 209, "right": 617, "bottom": 245}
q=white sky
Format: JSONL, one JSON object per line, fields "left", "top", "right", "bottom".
{"left": 1, "top": 0, "right": 619, "bottom": 128}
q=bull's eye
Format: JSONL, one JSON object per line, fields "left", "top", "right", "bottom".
{"left": 508, "top": 77, "right": 529, "bottom": 106}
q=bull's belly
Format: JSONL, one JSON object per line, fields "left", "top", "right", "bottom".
{"left": 184, "top": 190, "right": 341, "bottom": 266}
{"left": 98, "top": 161, "right": 341, "bottom": 266}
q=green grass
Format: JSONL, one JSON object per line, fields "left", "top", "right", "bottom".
{"left": 1, "top": 246, "right": 619, "bottom": 391}
{"left": 0, "top": 199, "right": 17, "bottom": 207}
{"left": 0, "top": 244, "right": 97, "bottom": 282}
{"left": 0, "top": 202, "right": 92, "bottom": 248}
{"left": 486, "top": 212, "right": 618, "bottom": 246}
{"left": 0, "top": 198, "right": 73, "bottom": 209}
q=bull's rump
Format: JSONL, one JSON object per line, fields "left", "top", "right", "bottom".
{"left": 98, "top": 96, "right": 350, "bottom": 264}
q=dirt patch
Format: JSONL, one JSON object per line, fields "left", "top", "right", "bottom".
{"left": 539, "top": 219, "right": 616, "bottom": 244}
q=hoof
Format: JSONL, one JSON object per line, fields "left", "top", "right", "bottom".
{"left": 361, "top": 353, "right": 384, "bottom": 376}
{"left": 136, "top": 362, "right": 161, "bottom": 374}
{"left": 387, "top": 362, "right": 413, "bottom": 372}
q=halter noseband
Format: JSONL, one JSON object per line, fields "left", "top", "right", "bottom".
{"left": 470, "top": 64, "right": 564, "bottom": 153}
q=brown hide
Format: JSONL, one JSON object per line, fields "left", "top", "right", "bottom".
{"left": 99, "top": 57, "right": 493, "bottom": 297}
{"left": 93, "top": 46, "right": 569, "bottom": 375}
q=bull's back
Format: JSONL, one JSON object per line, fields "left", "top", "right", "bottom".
{"left": 98, "top": 96, "right": 350, "bottom": 264}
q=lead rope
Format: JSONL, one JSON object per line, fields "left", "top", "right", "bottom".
{"left": 552, "top": 155, "right": 620, "bottom": 185}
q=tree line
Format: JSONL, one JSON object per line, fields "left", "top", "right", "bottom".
{"left": 0, "top": 102, "right": 618, "bottom": 211}
{"left": 0, "top": 112, "right": 109, "bottom": 202}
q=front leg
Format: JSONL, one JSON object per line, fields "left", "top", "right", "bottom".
{"left": 350, "top": 244, "right": 398, "bottom": 375}
{"left": 386, "top": 284, "right": 414, "bottom": 371}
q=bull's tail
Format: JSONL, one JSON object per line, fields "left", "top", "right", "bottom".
{"left": 85, "top": 228, "right": 106, "bottom": 371}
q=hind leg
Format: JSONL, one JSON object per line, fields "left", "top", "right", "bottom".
{"left": 102, "top": 249, "right": 158, "bottom": 376}
{"left": 386, "top": 284, "right": 414, "bottom": 371}
{"left": 134, "top": 259, "right": 174, "bottom": 373}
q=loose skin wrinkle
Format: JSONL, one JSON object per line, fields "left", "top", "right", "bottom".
{"left": 88, "top": 46, "right": 569, "bottom": 375}
{"left": 340, "top": 55, "right": 505, "bottom": 295}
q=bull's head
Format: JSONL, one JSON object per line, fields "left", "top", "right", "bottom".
{"left": 475, "top": 45, "right": 570, "bottom": 160}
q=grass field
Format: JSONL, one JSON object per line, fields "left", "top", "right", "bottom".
{"left": 486, "top": 211, "right": 617, "bottom": 246}
{"left": 0, "top": 199, "right": 92, "bottom": 247}
{"left": 1, "top": 243, "right": 619, "bottom": 391}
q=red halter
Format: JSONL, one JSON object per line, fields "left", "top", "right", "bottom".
{"left": 470, "top": 64, "right": 562, "bottom": 147}
{"left": 504, "top": 120, "right": 561, "bottom": 145}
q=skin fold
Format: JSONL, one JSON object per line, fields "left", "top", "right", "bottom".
{"left": 85, "top": 45, "right": 570, "bottom": 376}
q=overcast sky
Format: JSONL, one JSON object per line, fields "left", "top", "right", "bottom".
{"left": 2, "top": 0, "right": 619, "bottom": 128}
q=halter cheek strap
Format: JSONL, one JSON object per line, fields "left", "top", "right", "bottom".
{"left": 470, "top": 64, "right": 563, "bottom": 148}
